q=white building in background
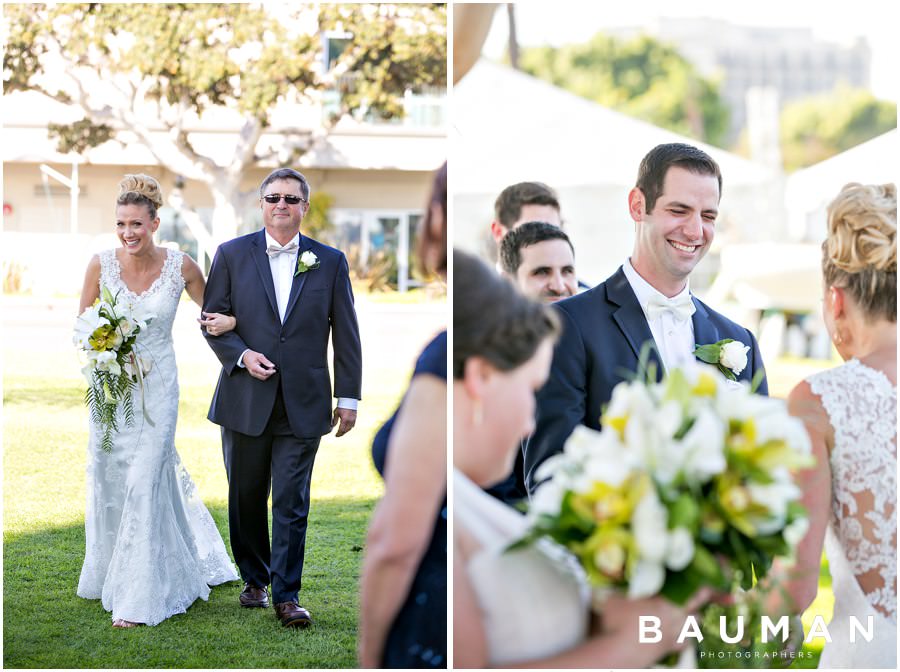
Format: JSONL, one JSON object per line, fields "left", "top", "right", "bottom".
{"left": 607, "top": 18, "right": 871, "bottom": 144}
{"left": 2, "top": 75, "right": 445, "bottom": 296}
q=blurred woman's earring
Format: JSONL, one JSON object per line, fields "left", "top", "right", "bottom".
{"left": 832, "top": 330, "right": 844, "bottom": 346}
{"left": 473, "top": 399, "right": 483, "bottom": 427}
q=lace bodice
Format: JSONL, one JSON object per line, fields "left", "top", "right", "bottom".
{"left": 99, "top": 248, "right": 184, "bottom": 353}
{"left": 808, "top": 358, "right": 897, "bottom": 622}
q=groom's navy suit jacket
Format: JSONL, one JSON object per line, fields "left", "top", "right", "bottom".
{"left": 203, "top": 229, "right": 362, "bottom": 438}
{"left": 524, "top": 266, "right": 767, "bottom": 494}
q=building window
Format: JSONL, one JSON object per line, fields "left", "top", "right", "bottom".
{"left": 331, "top": 208, "right": 423, "bottom": 291}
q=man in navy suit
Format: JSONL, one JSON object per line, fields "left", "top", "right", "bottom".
{"left": 524, "top": 143, "right": 767, "bottom": 495}
{"left": 202, "top": 168, "right": 362, "bottom": 628}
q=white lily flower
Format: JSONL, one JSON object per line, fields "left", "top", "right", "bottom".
{"left": 783, "top": 517, "right": 810, "bottom": 547}
{"left": 629, "top": 559, "right": 666, "bottom": 598}
{"left": 680, "top": 407, "right": 727, "bottom": 484}
{"left": 632, "top": 490, "right": 668, "bottom": 563}
{"left": 666, "top": 527, "right": 695, "bottom": 570}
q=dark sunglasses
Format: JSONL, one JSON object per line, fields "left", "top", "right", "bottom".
{"left": 263, "top": 194, "right": 307, "bottom": 205}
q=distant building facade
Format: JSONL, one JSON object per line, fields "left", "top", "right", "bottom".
{"left": 608, "top": 18, "right": 871, "bottom": 143}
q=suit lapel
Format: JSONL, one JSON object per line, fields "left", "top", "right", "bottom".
{"left": 606, "top": 267, "right": 664, "bottom": 381}
{"left": 282, "top": 235, "right": 311, "bottom": 324}
{"left": 691, "top": 299, "right": 720, "bottom": 360}
{"left": 250, "top": 230, "right": 280, "bottom": 318}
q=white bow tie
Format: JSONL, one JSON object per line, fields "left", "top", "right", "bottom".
{"left": 645, "top": 294, "right": 696, "bottom": 322}
{"left": 266, "top": 241, "right": 298, "bottom": 258}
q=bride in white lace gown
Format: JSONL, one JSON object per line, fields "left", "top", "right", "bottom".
{"left": 76, "top": 175, "right": 239, "bottom": 627}
{"left": 452, "top": 251, "right": 708, "bottom": 668}
{"left": 780, "top": 182, "right": 896, "bottom": 668}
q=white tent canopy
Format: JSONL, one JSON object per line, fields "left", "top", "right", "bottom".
{"left": 784, "top": 129, "right": 898, "bottom": 240}
{"left": 453, "top": 60, "right": 774, "bottom": 194}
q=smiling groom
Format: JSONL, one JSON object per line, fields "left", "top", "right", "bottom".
{"left": 202, "top": 168, "right": 362, "bottom": 627}
{"left": 524, "top": 143, "right": 767, "bottom": 494}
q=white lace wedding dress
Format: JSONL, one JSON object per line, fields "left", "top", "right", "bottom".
{"left": 807, "top": 359, "right": 897, "bottom": 668}
{"left": 77, "top": 248, "right": 239, "bottom": 625}
{"left": 455, "top": 469, "right": 590, "bottom": 665}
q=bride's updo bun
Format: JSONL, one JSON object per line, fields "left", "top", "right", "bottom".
{"left": 117, "top": 174, "right": 163, "bottom": 219}
{"left": 823, "top": 182, "right": 896, "bottom": 322}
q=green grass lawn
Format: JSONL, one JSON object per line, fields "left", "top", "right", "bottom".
{"left": 3, "top": 343, "right": 402, "bottom": 668}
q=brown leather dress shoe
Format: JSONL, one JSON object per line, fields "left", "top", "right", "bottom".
{"left": 274, "top": 601, "right": 312, "bottom": 628}
{"left": 239, "top": 583, "right": 270, "bottom": 608}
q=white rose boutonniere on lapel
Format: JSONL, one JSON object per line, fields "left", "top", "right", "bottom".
{"left": 693, "top": 338, "right": 749, "bottom": 381}
{"left": 295, "top": 250, "right": 320, "bottom": 276}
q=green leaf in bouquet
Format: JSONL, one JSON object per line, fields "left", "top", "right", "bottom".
{"left": 786, "top": 501, "right": 807, "bottom": 522}
{"left": 752, "top": 532, "right": 788, "bottom": 558}
{"left": 690, "top": 545, "right": 728, "bottom": 588}
{"left": 660, "top": 568, "right": 703, "bottom": 606}
{"left": 558, "top": 491, "right": 597, "bottom": 535}
{"left": 699, "top": 499, "right": 727, "bottom": 544}
{"left": 727, "top": 528, "right": 755, "bottom": 591}
{"left": 749, "top": 546, "right": 774, "bottom": 581}
{"left": 505, "top": 523, "right": 551, "bottom": 553}
{"left": 663, "top": 367, "right": 691, "bottom": 404}
{"left": 725, "top": 452, "right": 774, "bottom": 484}
{"left": 749, "top": 367, "right": 766, "bottom": 394}
{"left": 668, "top": 493, "right": 700, "bottom": 530}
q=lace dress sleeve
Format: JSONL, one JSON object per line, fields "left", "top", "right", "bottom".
{"left": 809, "top": 360, "right": 897, "bottom": 621}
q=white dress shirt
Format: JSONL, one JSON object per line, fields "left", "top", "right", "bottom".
{"left": 621, "top": 259, "right": 696, "bottom": 372}
{"left": 237, "top": 231, "right": 357, "bottom": 411}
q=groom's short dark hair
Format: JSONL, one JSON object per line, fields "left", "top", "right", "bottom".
{"left": 259, "top": 168, "right": 311, "bottom": 201}
{"left": 636, "top": 144, "right": 722, "bottom": 213}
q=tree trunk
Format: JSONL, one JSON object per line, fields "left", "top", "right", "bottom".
{"left": 507, "top": 3, "right": 519, "bottom": 70}
{"left": 210, "top": 186, "right": 242, "bottom": 246}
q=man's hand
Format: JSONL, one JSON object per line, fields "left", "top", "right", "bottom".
{"left": 242, "top": 350, "right": 277, "bottom": 381}
{"left": 332, "top": 407, "right": 357, "bottom": 437}
{"left": 198, "top": 311, "right": 236, "bottom": 337}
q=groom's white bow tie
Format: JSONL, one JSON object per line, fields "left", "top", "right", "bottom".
{"left": 645, "top": 294, "right": 696, "bottom": 322}
{"left": 266, "top": 241, "right": 299, "bottom": 258}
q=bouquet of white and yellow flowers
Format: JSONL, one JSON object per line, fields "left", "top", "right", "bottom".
{"left": 519, "top": 362, "right": 814, "bottom": 664}
{"left": 74, "top": 287, "right": 155, "bottom": 452}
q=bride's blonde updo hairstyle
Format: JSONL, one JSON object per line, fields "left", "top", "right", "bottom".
{"left": 824, "top": 182, "right": 896, "bottom": 322}
{"left": 117, "top": 174, "right": 164, "bottom": 220}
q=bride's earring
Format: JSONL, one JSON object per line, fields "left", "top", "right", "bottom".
{"left": 472, "top": 399, "right": 483, "bottom": 427}
{"left": 832, "top": 330, "right": 844, "bottom": 346}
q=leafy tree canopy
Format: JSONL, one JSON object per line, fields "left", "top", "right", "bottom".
{"left": 2, "top": 2, "right": 446, "bottom": 247}
{"left": 779, "top": 86, "right": 896, "bottom": 172}
{"left": 518, "top": 33, "right": 729, "bottom": 147}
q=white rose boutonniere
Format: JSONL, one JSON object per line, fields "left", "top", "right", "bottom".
{"left": 295, "top": 250, "right": 320, "bottom": 276}
{"left": 693, "top": 338, "right": 749, "bottom": 381}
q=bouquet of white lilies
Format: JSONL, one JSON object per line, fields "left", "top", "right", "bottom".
{"left": 522, "top": 362, "right": 814, "bottom": 607}
{"left": 74, "top": 287, "right": 155, "bottom": 452}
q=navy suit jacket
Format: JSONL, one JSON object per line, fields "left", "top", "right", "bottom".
{"left": 524, "top": 266, "right": 767, "bottom": 493}
{"left": 202, "top": 229, "right": 362, "bottom": 438}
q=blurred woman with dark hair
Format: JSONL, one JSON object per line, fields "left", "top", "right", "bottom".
{"left": 452, "top": 250, "right": 708, "bottom": 668}
{"left": 359, "top": 163, "right": 448, "bottom": 668}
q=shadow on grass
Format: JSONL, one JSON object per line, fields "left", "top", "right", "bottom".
{"left": 4, "top": 498, "right": 376, "bottom": 669}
